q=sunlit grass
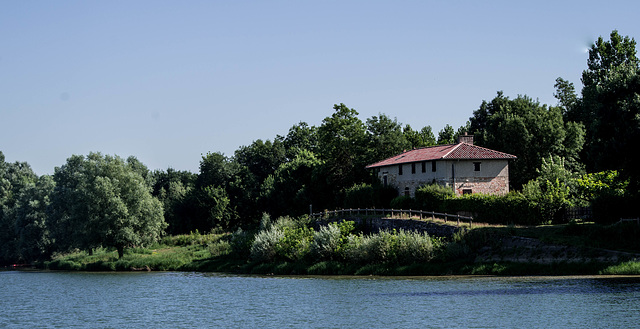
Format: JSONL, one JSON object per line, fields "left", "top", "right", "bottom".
{"left": 600, "top": 261, "right": 640, "bottom": 275}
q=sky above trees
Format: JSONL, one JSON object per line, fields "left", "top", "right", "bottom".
{"left": 2, "top": 1, "right": 639, "bottom": 175}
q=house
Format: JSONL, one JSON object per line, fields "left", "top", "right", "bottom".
{"left": 365, "top": 135, "right": 516, "bottom": 197}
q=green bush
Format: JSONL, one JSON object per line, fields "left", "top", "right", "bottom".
{"left": 343, "top": 183, "right": 375, "bottom": 209}
{"left": 230, "top": 228, "right": 254, "bottom": 257}
{"left": 394, "top": 230, "right": 434, "bottom": 263}
{"left": 390, "top": 195, "right": 414, "bottom": 210}
{"left": 250, "top": 215, "right": 315, "bottom": 262}
{"left": 250, "top": 227, "right": 284, "bottom": 262}
{"left": 275, "top": 226, "right": 313, "bottom": 261}
{"left": 208, "top": 240, "right": 232, "bottom": 257}
{"left": 414, "top": 184, "right": 454, "bottom": 212}
{"left": 592, "top": 194, "right": 637, "bottom": 224}
{"left": 342, "top": 229, "right": 434, "bottom": 264}
{"left": 311, "top": 223, "right": 341, "bottom": 260}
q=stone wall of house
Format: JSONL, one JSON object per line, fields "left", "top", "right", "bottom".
{"left": 454, "top": 176, "right": 510, "bottom": 195}
{"left": 376, "top": 159, "right": 510, "bottom": 196}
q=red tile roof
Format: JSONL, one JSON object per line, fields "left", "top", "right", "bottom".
{"left": 365, "top": 143, "right": 517, "bottom": 169}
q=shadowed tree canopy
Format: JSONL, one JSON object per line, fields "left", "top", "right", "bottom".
{"left": 469, "top": 92, "right": 585, "bottom": 189}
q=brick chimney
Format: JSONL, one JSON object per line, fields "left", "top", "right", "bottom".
{"left": 458, "top": 133, "right": 474, "bottom": 145}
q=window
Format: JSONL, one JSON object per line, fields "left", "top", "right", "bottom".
{"left": 421, "top": 161, "right": 426, "bottom": 173}
{"left": 398, "top": 164, "right": 403, "bottom": 175}
{"left": 404, "top": 187, "right": 410, "bottom": 196}
{"left": 463, "top": 189, "right": 473, "bottom": 195}
{"left": 383, "top": 175, "right": 388, "bottom": 187}
{"left": 474, "top": 162, "right": 481, "bottom": 172}
{"left": 411, "top": 163, "right": 416, "bottom": 174}
{"left": 431, "top": 161, "right": 436, "bottom": 172}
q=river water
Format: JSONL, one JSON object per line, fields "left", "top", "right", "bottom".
{"left": 1, "top": 271, "right": 639, "bottom": 328}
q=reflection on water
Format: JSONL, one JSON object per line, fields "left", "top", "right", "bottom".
{"left": 1, "top": 272, "right": 639, "bottom": 328}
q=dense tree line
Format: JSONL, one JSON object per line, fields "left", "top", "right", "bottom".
{"left": 1, "top": 30, "right": 638, "bottom": 265}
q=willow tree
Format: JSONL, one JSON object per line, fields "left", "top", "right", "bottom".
{"left": 49, "top": 153, "right": 166, "bottom": 258}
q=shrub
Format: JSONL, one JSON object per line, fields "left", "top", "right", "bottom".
{"left": 208, "top": 240, "right": 232, "bottom": 257}
{"left": 342, "top": 229, "right": 434, "bottom": 264}
{"left": 414, "top": 184, "right": 454, "bottom": 212}
{"left": 230, "top": 228, "right": 254, "bottom": 257}
{"left": 250, "top": 227, "right": 284, "bottom": 262}
{"left": 343, "top": 183, "right": 375, "bottom": 209}
{"left": 250, "top": 215, "right": 315, "bottom": 262}
{"left": 394, "top": 230, "right": 434, "bottom": 263}
{"left": 311, "top": 223, "right": 341, "bottom": 260}
{"left": 275, "top": 226, "right": 313, "bottom": 261}
{"left": 390, "top": 195, "right": 414, "bottom": 210}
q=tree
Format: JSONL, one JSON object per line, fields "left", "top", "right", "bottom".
{"left": 234, "top": 139, "right": 286, "bottom": 185}
{"left": 279, "top": 122, "right": 318, "bottom": 160}
{"left": 469, "top": 92, "right": 585, "bottom": 189}
{"left": 260, "top": 149, "right": 324, "bottom": 216}
{"left": 0, "top": 153, "right": 40, "bottom": 264}
{"left": 582, "top": 30, "right": 638, "bottom": 90}
{"left": 14, "top": 175, "right": 55, "bottom": 262}
{"left": 317, "top": 103, "right": 369, "bottom": 193}
{"left": 554, "top": 77, "right": 579, "bottom": 116}
{"left": 556, "top": 30, "right": 640, "bottom": 192}
{"left": 522, "top": 156, "right": 575, "bottom": 223}
{"left": 48, "top": 153, "right": 166, "bottom": 258}
{"left": 152, "top": 168, "right": 197, "bottom": 235}
{"left": 437, "top": 124, "right": 456, "bottom": 145}
{"left": 403, "top": 125, "right": 436, "bottom": 148}
{"left": 366, "top": 114, "right": 410, "bottom": 162}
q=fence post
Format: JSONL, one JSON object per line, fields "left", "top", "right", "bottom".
{"left": 456, "top": 215, "right": 460, "bottom": 227}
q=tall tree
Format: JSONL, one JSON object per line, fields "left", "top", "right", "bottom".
{"left": 437, "top": 124, "right": 456, "bottom": 145}
{"left": 261, "top": 149, "right": 324, "bottom": 217}
{"left": 578, "top": 31, "right": 640, "bottom": 179}
{"left": 0, "top": 153, "right": 39, "bottom": 264}
{"left": 234, "top": 139, "right": 286, "bottom": 185}
{"left": 366, "top": 114, "right": 410, "bottom": 162}
{"left": 14, "top": 175, "right": 55, "bottom": 262}
{"left": 469, "top": 92, "right": 585, "bottom": 189}
{"left": 280, "top": 122, "right": 318, "bottom": 160}
{"left": 152, "top": 168, "right": 197, "bottom": 235}
{"left": 48, "top": 153, "right": 166, "bottom": 258}
{"left": 317, "top": 103, "right": 369, "bottom": 193}
{"left": 403, "top": 125, "right": 436, "bottom": 148}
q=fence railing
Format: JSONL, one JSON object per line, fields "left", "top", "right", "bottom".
{"left": 311, "top": 208, "right": 474, "bottom": 227}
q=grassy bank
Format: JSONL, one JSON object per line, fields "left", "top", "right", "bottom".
{"left": 39, "top": 219, "right": 640, "bottom": 276}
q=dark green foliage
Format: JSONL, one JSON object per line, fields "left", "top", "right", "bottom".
{"left": 563, "top": 31, "right": 640, "bottom": 190}
{"left": 591, "top": 194, "right": 637, "bottom": 225}
{"left": 151, "top": 168, "right": 197, "bottom": 235}
{"left": 317, "top": 103, "right": 370, "bottom": 193}
{"left": 403, "top": 124, "right": 436, "bottom": 149}
{"left": 389, "top": 195, "right": 414, "bottom": 210}
{"left": 366, "top": 114, "right": 411, "bottom": 162}
{"left": 261, "top": 149, "right": 324, "bottom": 217}
{"left": 414, "top": 184, "right": 454, "bottom": 212}
{"left": 469, "top": 92, "right": 585, "bottom": 189}
{"left": 343, "top": 183, "right": 374, "bottom": 209}
{"left": 0, "top": 153, "right": 44, "bottom": 264}
{"left": 437, "top": 124, "right": 456, "bottom": 145}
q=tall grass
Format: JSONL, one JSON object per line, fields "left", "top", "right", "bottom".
{"left": 600, "top": 261, "right": 640, "bottom": 275}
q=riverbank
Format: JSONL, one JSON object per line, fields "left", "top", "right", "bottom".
{"left": 36, "top": 220, "right": 640, "bottom": 276}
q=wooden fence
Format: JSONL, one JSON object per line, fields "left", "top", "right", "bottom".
{"left": 311, "top": 208, "right": 474, "bottom": 227}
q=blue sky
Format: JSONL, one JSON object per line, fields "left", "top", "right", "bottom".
{"left": 2, "top": 1, "right": 638, "bottom": 175}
